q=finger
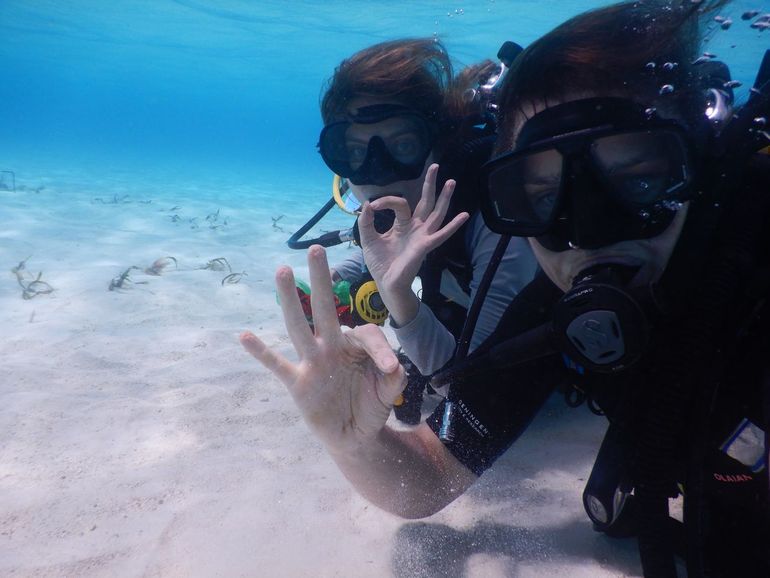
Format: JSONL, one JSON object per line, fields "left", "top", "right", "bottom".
{"left": 426, "top": 178, "right": 456, "bottom": 231}
{"left": 307, "top": 245, "right": 343, "bottom": 337}
{"left": 381, "top": 364, "right": 408, "bottom": 408}
{"left": 346, "top": 324, "right": 400, "bottom": 373}
{"left": 240, "top": 331, "right": 298, "bottom": 385}
{"left": 275, "top": 266, "right": 316, "bottom": 353}
{"left": 413, "top": 163, "right": 439, "bottom": 221}
{"left": 369, "top": 196, "right": 411, "bottom": 226}
{"left": 346, "top": 325, "right": 407, "bottom": 406}
{"left": 426, "top": 212, "right": 470, "bottom": 251}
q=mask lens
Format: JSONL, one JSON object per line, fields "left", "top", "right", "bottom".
{"left": 380, "top": 116, "right": 431, "bottom": 166}
{"left": 591, "top": 130, "right": 691, "bottom": 207}
{"left": 487, "top": 148, "right": 563, "bottom": 232}
{"left": 319, "top": 114, "right": 433, "bottom": 180}
{"left": 319, "top": 122, "right": 355, "bottom": 176}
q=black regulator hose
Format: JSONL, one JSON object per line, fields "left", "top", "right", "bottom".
{"left": 454, "top": 234, "right": 511, "bottom": 360}
{"left": 287, "top": 197, "right": 354, "bottom": 250}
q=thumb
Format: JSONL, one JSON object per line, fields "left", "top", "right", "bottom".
{"left": 380, "top": 363, "right": 408, "bottom": 408}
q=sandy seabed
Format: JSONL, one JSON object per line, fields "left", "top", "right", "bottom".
{"left": 0, "top": 171, "right": 647, "bottom": 577}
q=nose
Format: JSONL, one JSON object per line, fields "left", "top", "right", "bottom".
{"left": 358, "top": 137, "right": 398, "bottom": 187}
{"left": 563, "top": 158, "right": 628, "bottom": 250}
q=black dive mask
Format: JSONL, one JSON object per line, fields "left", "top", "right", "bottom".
{"left": 318, "top": 104, "right": 435, "bottom": 187}
{"left": 481, "top": 98, "right": 697, "bottom": 251}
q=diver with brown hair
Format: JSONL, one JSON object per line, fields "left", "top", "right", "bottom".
{"left": 313, "top": 38, "right": 536, "bottom": 423}
{"left": 244, "top": 1, "right": 770, "bottom": 575}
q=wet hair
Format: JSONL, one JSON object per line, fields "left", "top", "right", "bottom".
{"left": 496, "top": 0, "right": 733, "bottom": 151}
{"left": 320, "top": 38, "right": 495, "bottom": 151}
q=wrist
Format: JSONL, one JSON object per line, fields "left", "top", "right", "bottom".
{"left": 384, "top": 290, "right": 420, "bottom": 328}
{"left": 325, "top": 424, "right": 390, "bottom": 460}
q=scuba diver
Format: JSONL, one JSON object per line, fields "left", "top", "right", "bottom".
{"left": 290, "top": 39, "right": 536, "bottom": 424}
{"left": 242, "top": 1, "right": 770, "bottom": 576}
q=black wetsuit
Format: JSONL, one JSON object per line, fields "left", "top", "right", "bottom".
{"left": 427, "top": 152, "right": 770, "bottom": 576}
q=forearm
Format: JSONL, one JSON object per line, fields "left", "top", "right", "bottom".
{"left": 326, "top": 423, "right": 477, "bottom": 519}
{"left": 379, "top": 283, "right": 421, "bottom": 328}
{"left": 391, "top": 303, "right": 457, "bottom": 374}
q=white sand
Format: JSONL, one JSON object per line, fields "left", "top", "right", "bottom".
{"left": 0, "top": 171, "right": 644, "bottom": 577}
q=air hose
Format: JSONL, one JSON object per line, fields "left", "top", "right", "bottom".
{"left": 454, "top": 234, "right": 511, "bottom": 360}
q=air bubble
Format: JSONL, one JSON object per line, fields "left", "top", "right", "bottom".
{"left": 646, "top": 62, "right": 656, "bottom": 70}
{"left": 662, "top": 62, "right": 678, "bottom": 71}
{"left": 753, "top": 117, "right": 767, "bottom": 127}
{"left": 659, "top": 84, "right": 675, "bottom": 95}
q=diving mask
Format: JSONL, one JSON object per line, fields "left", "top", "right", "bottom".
{"left": 318, "top": 104, "right": 435, "bottom": 186}
{"left": 481, "top": 98, "right": 696, "bottom": 251}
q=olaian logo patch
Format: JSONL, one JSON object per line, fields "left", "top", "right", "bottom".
{"left": 719, "top": 418, "right": 767, "bottom": 473}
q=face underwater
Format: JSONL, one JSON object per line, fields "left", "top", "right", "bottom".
{"left": 320, "top": 97, "right": 437, "bottom": 210}
{"left": 489, "top": 95, "right": 696, "bottom": 292}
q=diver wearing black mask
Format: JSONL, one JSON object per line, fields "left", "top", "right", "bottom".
{"left": 433, "top": 77, "right": 770, "bottom": 576}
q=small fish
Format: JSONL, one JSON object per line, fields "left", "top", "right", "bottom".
{"left": 720, "top": 18, "right": 733, "bottom": 30}
{"left": 714, "top": 15, "right": 726, "bottom": 23}
{"left": 742, "top": 10, "right": 760, "bottom": 20}
{"left": 750, "top": 21, "right": 770, "bottom": 30}
{"left": 723, "top": 80, "right": 742, "bottom": 89}
{"left": 221, "top": 272, "right": 248, "bottom": 286}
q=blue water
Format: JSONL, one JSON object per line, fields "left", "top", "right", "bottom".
{"left": 1, "top": 0, "right": 767, "bottom": 192}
